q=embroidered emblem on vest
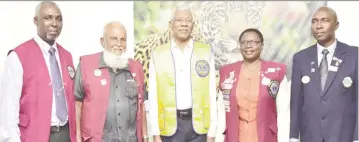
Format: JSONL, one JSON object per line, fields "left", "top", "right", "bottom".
{"left": 67, "top": 65, "right": 75, "bottom": 79}
{"left": 195, "top": 60, "right": 210, "bottom": 77}
{"left": 268, "top": 80, "right": 280, "bottom": 99}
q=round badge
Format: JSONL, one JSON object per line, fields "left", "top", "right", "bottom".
{"left": 195, "top": 60, "right": 210, "bottom": 77}
{"left": 342, "top": 77, "right": 353, "bottom": 88}
{"left": 267, "top": 80, "right": 280, "bottom": 99}
{"left": 94, "top": 69, "right": 102, "bottom": 77}
{"left": 261, "top": 77, "right": 270, "bottom": 85}
{"left": 67, "top": 66, "right": 75, "bottom": 79}
{"left": 301, "top": 76, "right": 310, "bottom": 84}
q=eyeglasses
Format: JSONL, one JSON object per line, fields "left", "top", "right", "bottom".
{"left": 173, "top": 18, "right": 193, "bottom": 24}
{"left": 239, "top": 40, "right": 262, "bottom": 46}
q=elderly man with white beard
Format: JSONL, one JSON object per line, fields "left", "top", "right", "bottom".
{"left": 74, "top": 21, "right": 148, "bottom": 142}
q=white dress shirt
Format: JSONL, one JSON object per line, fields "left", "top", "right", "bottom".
{"left": 215, "top": 88, "right": 226, "bottom": 142}
{"left": 148, "top": 39, "right": 218, "bottom": 137}
{"left": 0, "top": 35, "right": 68, "bottom": 141}
{"left": 317, "top": 40, "right": 337, "bottom": 67}
{"left": 276, "top": 77, "right": 291, "bottom": 142}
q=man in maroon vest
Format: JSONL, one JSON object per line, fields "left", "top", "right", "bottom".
{"left": 0, "top": 1, "right": 77, "bottom": 142}
{"left": 74, "top": 21, "right": 148, "bottom": 142}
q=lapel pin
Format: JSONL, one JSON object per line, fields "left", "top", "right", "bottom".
{"left": 311, "top": 68, "right": 315, "bottom": 72}
{"left": 335, "top": 61, "right": 339, "bottom": 66}
{"left": 94, "top": 69, "right": 102, "bottom": 77}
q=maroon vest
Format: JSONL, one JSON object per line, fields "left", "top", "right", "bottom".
{"left": 10, "top": 39, "right": 76, "bottom": 142}
{"left": 219, "top": 60, "right": 286, "bottom": 142}
{"left": 79, "top": 52, "right": 145, "bottom": 142}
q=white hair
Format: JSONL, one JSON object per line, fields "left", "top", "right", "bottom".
{"left": 170, "top": 5, "right": 194, "bottom": 21}
{"left": 35, "top": 1, "right": 59, "bottom": 18}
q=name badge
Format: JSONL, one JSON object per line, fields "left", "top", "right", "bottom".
{"left": 328, "top": 66, "right": 338, "bottom": 72}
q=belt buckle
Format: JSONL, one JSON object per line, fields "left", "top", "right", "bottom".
{"left": 179, "top": 111, "right": 189, "bottom": 119}
{"left": 53, "top": 125, "right": 60, "bottom": 132}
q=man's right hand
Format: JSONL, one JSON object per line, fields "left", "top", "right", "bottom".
{"left": 153, "top": 135, "right": 162, "bottom": 142}
{"left": 4, "top": 137, "right": 21, "bottom": 142}
{"left": 76, "top": 134, "right": 82, "bottom": 142}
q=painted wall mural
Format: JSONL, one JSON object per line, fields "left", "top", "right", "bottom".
{"left": 134, "top": 1, "right": 327, "bottom": 91}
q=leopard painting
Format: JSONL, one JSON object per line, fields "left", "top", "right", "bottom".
{"left": 134, "top": 1, "right": 327, "bottom": 92}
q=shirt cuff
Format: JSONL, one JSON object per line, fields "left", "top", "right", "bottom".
{"left": 149, "top": 126, "right": 160, "bottom": 136}
{"left": 4, "top": 137, "right": 21, "bottom": 142}
{"left": 1, "top": 127, "right": 21, "bottom": 142}
{"left": 289, "top": 138, "right": 299, "bottom": 142}
{"left": 207, "top": 126, "right": 216, "bottom": 137}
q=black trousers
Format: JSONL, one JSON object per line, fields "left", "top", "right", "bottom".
{"left": 161, "top": 116, "right": 206, "bottom": 142}
{"left": 49, "top": 123, "right": 70, "bottom": 142}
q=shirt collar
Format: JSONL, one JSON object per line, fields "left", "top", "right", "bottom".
{"left": 317, "top": 39, "right": 337, "bottom": 55}
{"left": 33, "top": 34, "right": 58, "bottom": 53}
{"left": 171, "top": 38, "right": 194, "bottom": 50}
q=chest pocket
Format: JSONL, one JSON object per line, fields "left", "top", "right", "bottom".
{"left": 124, "top": 72, "right": 138, "bottom": 100}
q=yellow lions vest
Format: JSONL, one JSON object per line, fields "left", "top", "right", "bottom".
{"left": 152, "top": 41, "right": 211, "bottom": 136}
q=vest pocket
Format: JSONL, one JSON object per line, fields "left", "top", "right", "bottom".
{"left": 19, "top": 113, "right": 30, "bottom": 127}
{"left": 269, "top": 124, "right": 278, "bottom": 135}
{"left": 81, "top": 127, "right": 93, "bottom": 142}
{"left": 18, "top": 113, "right": 30, "bottom": 141}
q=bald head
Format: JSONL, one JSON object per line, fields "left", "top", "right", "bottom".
{"left": 314, "top": 6, "right": 338, "bottom": 22}
{"left": 101, "top": 21, "right": 127, "bottom": 56}
{"left": 311, "top": 6, "right": 339, "bottom": 47}
{"left": 103, "top": 21, "right": 127, "bottom": 38}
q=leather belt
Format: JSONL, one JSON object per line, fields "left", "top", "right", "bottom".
{"left": 50, "top": 123, "right": 68, "bottom": 132}
{"left": 177, "top": 108, "right": 192, "bottom": 120}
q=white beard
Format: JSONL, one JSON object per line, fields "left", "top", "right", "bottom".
{"left": 103, "top": 50, "right": 129, "bottom": 70}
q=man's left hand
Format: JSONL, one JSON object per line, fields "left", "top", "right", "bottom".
{"left": 206, "top": 136, "right": 215, "bottom": 142}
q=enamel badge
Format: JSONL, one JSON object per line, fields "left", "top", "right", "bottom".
{"left": 261, "top": 77, "right": 271, "bottom": 85}
{"left": 342, "top": 77, "right": 353, "bottom": 88}
{"left": 301, "top": 76, "right": 310, "bottom": 84}
{"left": 195, "top": 60, "right": 210, "bottom": 77}
{"left": 221, "top": 71, "right": 235, "bottom": 112}
{"left": 94, "top": 69, "right": 102, "bottom": 77}
{"left": 222, "top": 71, "right": 235, "bottom": 89}
{"left": 267, "top": 80, "right": 280, "bottom": 99}
{"left": 67, "top": 65, "right": 75, "bottom": 79}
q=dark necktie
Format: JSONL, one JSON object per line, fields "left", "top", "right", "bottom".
{"left": 49, "top": 47, "right": 67, "bottom": 122}
{"left": 319, "top": 49, "right": 329, "bottom": 91}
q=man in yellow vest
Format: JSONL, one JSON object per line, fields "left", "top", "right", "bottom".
{"left": 148, "top": 6, "right": 218, "bottom": 142}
